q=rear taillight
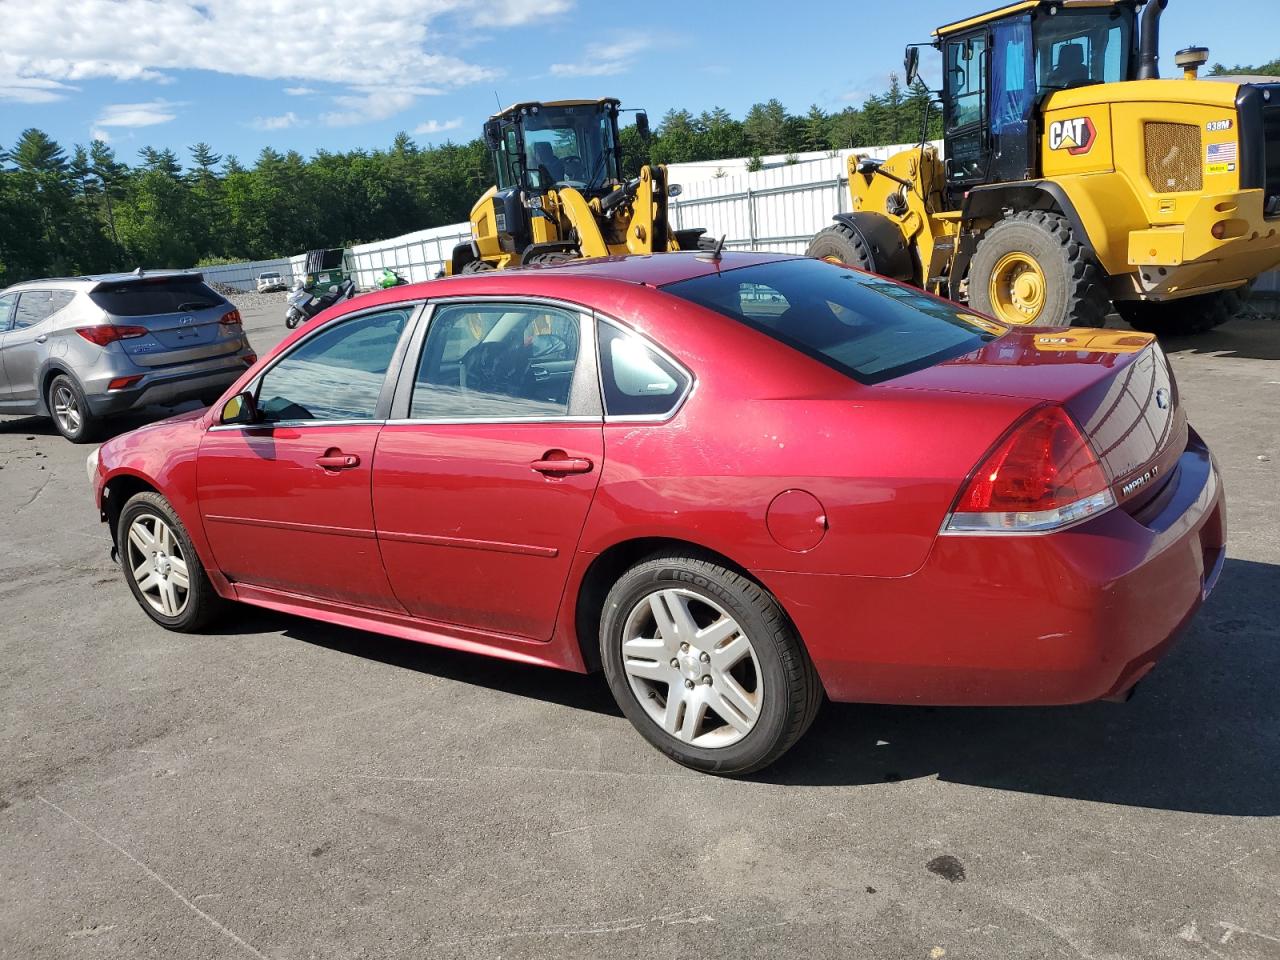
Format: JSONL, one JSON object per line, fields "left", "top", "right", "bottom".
{"left": 75, "top": 325, "right": 148, "bottom": 346}
{"left": 242, "top": 353, "right": 257, "bottom": 366}
{"left": 943, "top": 405, "right": 1115, "bottom": 534}
{"left": 219, "top": 309, "right": 242, "bottom": 326}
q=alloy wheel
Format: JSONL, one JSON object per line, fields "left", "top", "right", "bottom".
{"left": 52, "top": 384, "right": 82, "bottom": 436}
{"left": 620, "top": 588, "right": 764, "bottom": 748}
{"left": 125, "top": 513, "right": 191, "bottom": 618}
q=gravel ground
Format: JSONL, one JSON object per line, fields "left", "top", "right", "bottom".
{"left": 0, "top": 294, "right": 1277, "bottom": 960}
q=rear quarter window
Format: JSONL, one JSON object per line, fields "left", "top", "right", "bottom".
{"left": 90, "top": 279, "right": 225, "bottom": 317}
{"left": 663, "top": 258, "right": 1001, "bottom": 385}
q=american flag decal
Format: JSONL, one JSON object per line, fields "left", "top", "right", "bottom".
{"left": 1207, "top": 142, "right": 1238, "bottom": 163}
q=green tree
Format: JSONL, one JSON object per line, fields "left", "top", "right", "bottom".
{"left": 743, "top": 99, "right": 789, "bottom": 156}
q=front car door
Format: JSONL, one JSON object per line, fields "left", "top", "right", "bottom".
{"left": 0, "top": 289, "right": 74, "bottom": 407}
{"left": 372, "top": 299, "right": 604, "bottom": 641}
{"left": 196, "top": 304, "right": 417, "bottom": 610}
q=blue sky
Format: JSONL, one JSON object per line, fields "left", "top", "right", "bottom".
{"left": 1, "top": 0, "right": 1274, "bottom": 164}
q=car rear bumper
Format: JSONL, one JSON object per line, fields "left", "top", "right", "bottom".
{"left": 84, "top": 354, "right": 249, "bottom": 416}
{"left": 761, "top": 430, "right": 1226, "bottom": 707}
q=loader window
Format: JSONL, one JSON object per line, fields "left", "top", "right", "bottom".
{"left": 945, "top": 34, "right": 987, "bottom": 132}
{"left": 1033, "top": 8, "right": 1133, "bottom": 92}
{"left": 520, "top": 104, "right": 619, "bottom": 193}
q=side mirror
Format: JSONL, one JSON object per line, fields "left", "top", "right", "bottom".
{"left": 220, "top": 391, "right": 257, "bottom": 426}
{"left": 667, "top": 183, "right": 683, "bottom": 198}
{"left": 635, "top": 111, "right": 650, "bottom": 141}
{"left": 904, "top": 46, "right": 920, "bottom": 86}
{"left": 482, "top": 119, "right": 500, "bottom": 151}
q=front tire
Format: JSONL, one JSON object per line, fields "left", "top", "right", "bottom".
{"left": 47, "top": 374, "right": 100, "bottom": 443}
{"left": 600, "top": 555, "right": 822, "bottom": 775}
{"left": 118, "top": 492, "right": 223, "bottom": 632}
{"left": 969, "top": 210, "right": 1109, "bottom": 328}
{"left": 1116, "top": 285, "right": 1253, "bottom": 337}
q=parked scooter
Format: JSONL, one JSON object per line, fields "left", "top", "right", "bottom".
{"left": 378, "top": 266, "right": 409, "bottom": 289}
{"left": 284, "top": 278, "right": 356, "bottom": 329}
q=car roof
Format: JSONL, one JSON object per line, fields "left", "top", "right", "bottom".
{"left": 466, "top": 251, "right": 800, "bottom": 288}
{"left": 2, "top": 269, "right": 206, "bottom": 293}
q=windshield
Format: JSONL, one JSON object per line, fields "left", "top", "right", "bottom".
{"left": 1033, "top": 7, "right": 1134, "bottom": 92}
{"left": 663, "top": 259, "right": 1002, "bottom": 385}
{"left": 506, "top": 104, "right": 621, "bottom": 193}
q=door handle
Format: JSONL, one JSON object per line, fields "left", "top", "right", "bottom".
{"left": 35, "top": 334, "right": 48, "bottom": 343}
{"left": 315, "top": 451, "right": 360, "bottom": 470}
{"left": 531, "top": 452, "right": 594, "bottom": 475}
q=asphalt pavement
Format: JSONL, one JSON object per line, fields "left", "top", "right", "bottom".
{"left": 1, "top": 292, "right": 1278, "bottom": 960}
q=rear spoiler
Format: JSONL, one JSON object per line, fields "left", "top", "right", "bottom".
{"left": 87, "top": 271, "right": 206, "bottom": 291}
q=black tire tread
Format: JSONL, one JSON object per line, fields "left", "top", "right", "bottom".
{"left": 46, "top": 373, "right": 100, "bottom": 444}
{"left": 806, "top": 223, "right": 876, "bottom": 272}
{"left": 1117, "top": 284, "right": 1253, "bottom": 337}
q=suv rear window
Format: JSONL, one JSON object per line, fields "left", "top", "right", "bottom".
{"left": 663, "top": 258, "right": 1002, "bottom": 385}
{"left": 90, "top": 279, "right": 224, "bottom": 317}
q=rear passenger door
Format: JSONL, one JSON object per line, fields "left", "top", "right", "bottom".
{"left": 0, "top": 290, "right": 75, "bottom": 404}
{"left": 0, "top": 294, "right": 15, "bottom": 402}
{"left": 372, "top": 300, "right": 604, "bottom": 641}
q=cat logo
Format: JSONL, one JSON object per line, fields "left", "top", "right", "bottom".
{"left": 1048, "top": 116, "right": 1096, "bottom": 155}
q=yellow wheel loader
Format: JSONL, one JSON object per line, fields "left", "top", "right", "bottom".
{"left": 807, "top": 0, "right": 1280, "bottom": 335}
{"left": 447, "top": 98, "right": 706, "bottom": 274}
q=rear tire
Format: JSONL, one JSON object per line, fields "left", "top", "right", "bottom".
{"left": 806, "top": 223, "right": 876, "bottom": 272}
{"left": 1117, "top": 285, "right": 1253, "bottom": 337}
{"left": 47, "top": 374, "right": 100, "bottom": 444}
{"left": 118, "top": 492, "right": 223, "bottom": 632}
{"left": 969, "top": 210, "right": 1109, "bottom": 329}
{"left": 523, "top": 250, "right": 578, "bottom": 266}
{"left": 600, "top": 554, "right": 822, "bottom": 776}
{"left": 460, "top": 259, "right": 496, "bottom": 274}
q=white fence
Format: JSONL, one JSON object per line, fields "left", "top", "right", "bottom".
{"left": 192, "top": 138, "right": 1279, "bottom": 300}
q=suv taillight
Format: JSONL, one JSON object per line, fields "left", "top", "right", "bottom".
{"left": 943, "top": 405, "right": 1114, "bottom": 534}
{"left": 219, "top": 309, "right": 242, "bottom": 326}
{"left": 75, "top": 325, "right": 148, "bottom": 346}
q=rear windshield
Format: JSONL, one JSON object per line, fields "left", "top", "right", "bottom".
{"left": 90, "top": 279, "right": 224, "bottom": 317}
{"left": 663, "top": 258, "right": 1002, "bottom": 385}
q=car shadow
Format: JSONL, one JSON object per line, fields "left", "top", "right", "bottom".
{"left": 210, "top": 558, "right": 1277, "bottom": 815}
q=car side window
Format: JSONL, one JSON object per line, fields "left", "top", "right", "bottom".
{"left": 597, "top": 321, "right": 690, "bottom": 418}
{"left": 410, "top": 303, "right": 582, "bottom": 419}
{"left": 255, "top": 308, "right": 410, "bottom": 423}
{"left": 13, "top": 290, "right": 74, "bottom": 328}
{"left": 0, "top": 294, "right": 15, "bottom": 332}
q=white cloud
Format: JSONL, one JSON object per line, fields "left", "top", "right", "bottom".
{"left": 90, "top": 128, "right": 110, "bottom": 143}
{"left": 413, "top": 117, "right": 464, "bottom": 136}
{"left": 549, "top": 38, "right": 648, "bottom": 78}
{"left": 284, "top": 86, "right": 317, "bottom": 96}
{"left": 251, "top": 112, "right": 302, "bottom": 131}
{"left": 0, "top": 0, "right": 573, "bottom": 120}
{"left": 95, "top": 100, "right": 182, "bottom": 128}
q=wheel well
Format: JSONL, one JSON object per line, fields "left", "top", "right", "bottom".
{"left": 572, "top": 537, "right": 762, "bottom": 673}
{"left": 962, "top": 183, "right": 1092, "bottom": 256}
{"left": 101, "top": 474, "right": 160, "bottom": 543}
{"left": 40, "top": 364, "right": 75, "bottom": 414}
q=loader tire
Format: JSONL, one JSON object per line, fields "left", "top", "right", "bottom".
{"left": 524, "top": 250, "right": 578, "bottom": 266}
{"left": 460, "top": 259, "right": 496, "bottom": 274}
{"left": 1116, "top": 284, "right": 1253, "bottom": 337}
{"left": 969, "top": 210, "right": 1109, "bottom": 329}
{"left": 806, "top": 223, "right": 877, "bottom": 272}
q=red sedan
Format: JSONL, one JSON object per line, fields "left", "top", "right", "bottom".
{"left": 88, "top": 253, "right": 1226, "bottom": 774}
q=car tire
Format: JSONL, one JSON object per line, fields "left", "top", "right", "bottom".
{"left": 47, "top": 374, "right": 100, "bottom": 444}
{"left": 118, "top": 491, "right": 223, "bottom": 632}
{"left": 600, "top": 554, "right": 822, "bottom": 775}
{"left": 968, "top": 210, "right": 1110, "bottom": 329}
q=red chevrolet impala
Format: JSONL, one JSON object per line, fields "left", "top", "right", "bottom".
{"left": 88, "top": 253, "right": 1226, "bottom": 774}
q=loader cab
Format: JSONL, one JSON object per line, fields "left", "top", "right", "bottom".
{"left": 931, "top": 0, "right": 1139, "bottom": 192}
{"left": 485, "top": 99, "right": 624, "bottom": 198}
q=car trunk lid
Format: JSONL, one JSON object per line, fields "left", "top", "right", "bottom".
{"left": 888, "top": 328, "right": 1187, "bottom": 514}
{"left": 88, "top": 276, "right": 243, "bottom": 367}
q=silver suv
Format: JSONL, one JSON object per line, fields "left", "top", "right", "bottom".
{"left": 0, "top": 271, "right": 256, "bottom": 442}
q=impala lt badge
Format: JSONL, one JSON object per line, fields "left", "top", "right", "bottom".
{"left": 1122, "top": 465, "right": 1160, "bottom": 498}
